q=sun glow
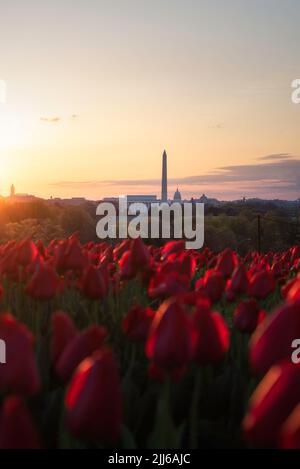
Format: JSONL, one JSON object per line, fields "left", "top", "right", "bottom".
{"left": 0, "top": 113, "right": 28, "bottom": 150}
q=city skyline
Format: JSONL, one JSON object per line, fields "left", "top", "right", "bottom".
{"left": 1, "top": 1, "right": 300, "bottom": 200}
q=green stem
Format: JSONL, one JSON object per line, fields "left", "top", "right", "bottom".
{"left": 190, "top": 368, "right": 202, "bottom": 449}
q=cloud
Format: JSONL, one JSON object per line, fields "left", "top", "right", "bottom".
{"left": 209, "top": 122, "right": 224, "bottom": 129}
{"left": 257, "top": 153, "right": 292, "bottom": 161}
{"left": 50, "top": 154, "right": 300, "bottom": 200}
{"left": 40, "top": 116, "right": 61, "bottom": 123}
{"left": 40, "top": 114, "right": 78, "bottom": 123}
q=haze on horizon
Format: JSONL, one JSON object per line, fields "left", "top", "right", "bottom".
{"left": 1, "top": 0, "right": 300, "bottom": 201}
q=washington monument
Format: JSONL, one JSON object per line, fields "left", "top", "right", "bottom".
{"left": 161, "top": 150, "right": 168, "bottom": 201}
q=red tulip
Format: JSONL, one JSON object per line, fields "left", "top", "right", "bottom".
{"left": 17, "top": 239, "right": 38, "bottom": 266}
{"left": 56, "top": 324, "right": 107, "bottom": 381}
{"left": 177, "top": 291, "right": 211, "bottom": 308}
{"left": 0, "top": 396, "right": 41, "bottom": 449}
{"left": 79, "top": 265, "right": 108, "bottom": 300}
{"left": 224, "top": 281, "right": 237, "bottom": 302}
{"left": 53, "top": 239, "right": 69, "bottom": 274}
{"left": 291, "top": 246, "right": 300, "bottom": 263}
{"left": 118, "top": 238, "right": 152, "bottom": 280}
{"left": 118, "top": 251, "right": 135, "bottom": 280}
{"left": 0, "top": 247, "right": 18, "bottom": 280}
{"left": 164, "top": 251, "right": 196, "bottom": 280}
{"left": 130, "top": 237, "right": 151, "bottom": 271}
{"left": 50, "top": 311, "right": 78, "bottom": 366}
{"left": 233, "top": 299, "right": 265, "bottom": 334}
{"left": 243, "top": 361, "right": 300, "bottom": 447}
{"left": 146, "top": 299, "right": 192, "bottom": 375}
{"left": 161, "top": 240, "right": 185, "bottom": 260}
{"left": 35, "top": 239, "right": 45, "bottom": 256}
{"left": 281, "top": 277, "right": 298, "bottom": 299}
{"left": 0, "top": 314, "right": 40, "bottom": 396}
{"left": 65, "top": 348, "right": 122, "bottom": 444}
{"left": 249, "top": 303, "right": 300, "bottom": 375}
{"left": 148, "top": 271, "right": 190, "bottom": 300}
{"left": 62, "top": 238, "right": 89, "bottom": 273}
{"left": 271, "top": 260, "right": 285, "bottom": 279}
{"left": 196, "top": 269, "right": 224, "bottom": 303}
{"left": 248, "top": 270, "right": 275, "bottom": 299}
{"left": 26, "top": 261, "right": 60, "bottom": 300}
{"left": 230, "top": 264, "right": 248, "bottom": 294}
{"left": 122, "top": 305, "right": 155, "bottom": 342}
{"left": 113, "top": 239, "right": 131, "bottom": 261}
{"left": 286, "top": 278, "right": 300, "bottom": 305}
{"left": 192, "top": 304, "right": 230, "bottom": 365}
{"left": 280, "top": 403, "right": 300, "bottom": 449}
{"left": 216, "top": 248, "right": 237, "bottom": 278}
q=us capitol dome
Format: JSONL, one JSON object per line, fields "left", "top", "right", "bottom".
{"left": 173, "top": 188, "right": 182, "bottom": 201}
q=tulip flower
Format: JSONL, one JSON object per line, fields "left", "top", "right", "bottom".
{"left": 161, "top": 240, "right": 185, "bottom": 260}
{"left": 248, "top": 270, "right": 275, "bottom": 299}
{"left": 163, "top": 251, "right": 196, "bottom": 280}
{"left": 271, "top": 260, "right": 285, "bottom": 279}
{"left": 0, "top": 314, "right": 40, "bottom": 396}
{"left": 113, "top": 239, "right": 131, "bottom": 261}
{"left": 79, "top": 265, "right": 108, "bottom": 300}
{"left": 0, "top": 397, "right": 41, "bottom": 449}
{"left": 62, "top": 238, "right": 89, "bottom": 273}
{"left": 291, "top": 246, "right": 300, "bottom": 263}
{"left": 192, "top": 304, "right": 230, "bottom": 365}
{"left": 50, "top": 311, "right": 78, "bottom": 366}
{"left": 118, "top": 250, "right": 135, "bottom": 280}
{"left": 250, "top": 303, "right": 300, "bottom": 375}
{"left": 286, "top": 278, "right": 300, "bottom": 305}
{"left": 122, "top": 305, "right": 155, "bottom": 342}
{"left": 56, "top": 324, "right": 107, "bottom": 381}
{"left": 148, "top": 271, "right": 190, "bottom": 300}
{"left": 281, "top": 277, "right": 298, "bottom": 299}
{"left": 146, "top": 299, "right": 192, "bottom": 375}
{"left": 17, "top": 239, "right": 38, "bottom": 266}
{"left": 243, "top": 361, "right": 300, "bottom": 447}
{"left": 230, "top": 264, "right": 249, "bottom": 294}
{"left": 53, "top": 239, "right": 69, "bottom": 274}
{"left": 130, "top": 237, "right": 151, "bottom": 271}
{"left": 224, "top": 281, "right": 237, "bottom": 302}
{"left": 196, "top": 269, "right": 224, "bottom": 303}
{"left": 119, "top": 238, "right": 152, "bottom": 280}
{"left": 65, "top": 348, "right": 122, "bottom": 445}
{"left": 0, "top": 247, "right": 18, "bottom": 281}
{"left": 216, "top": 248, "right": 237, "bottom": 278}
{"left": 233, "top": 299, "right": 265, "bottom": 334}
{"left": 26, "top": 261, "right": 60, "bottom": 300}
{"left": 280, "top": 403, "right": 300, "bottom": 449}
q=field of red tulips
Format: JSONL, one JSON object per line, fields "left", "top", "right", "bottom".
{"left": 1, "top": 236, "right": 300, "bottom": 449}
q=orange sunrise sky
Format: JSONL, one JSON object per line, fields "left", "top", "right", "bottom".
{"left": 1, "top": 0, "right": 300, "bottom": 200}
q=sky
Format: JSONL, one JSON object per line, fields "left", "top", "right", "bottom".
{"left": 1, "top": 0, "right": 300, "bottom": 200}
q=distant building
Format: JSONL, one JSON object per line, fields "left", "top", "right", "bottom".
{"left": 7, "top": 193, "right": 40, "bottom": 203}
{"left": 198, "top": 194, "right": 208, "bottom": 203}
{"left": 6, "top": 184, "right": 39, "bottom": 203}
{"left": 48, "top": 197, "right": 87, "bottom": 206}
{"left": 126, "top": 195, "right": 157, "bottom": 206}
{"left": 102, "top": 195, "right": 157, "bottom": 210}
{"left": 173, "top": 188, "right": 182, "bottom": 201}
{"left": 194, "top": 193, "right": 221, "bottom": 206}
{"left": 67, "top": 197, "right": 87, "bottom": 205}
